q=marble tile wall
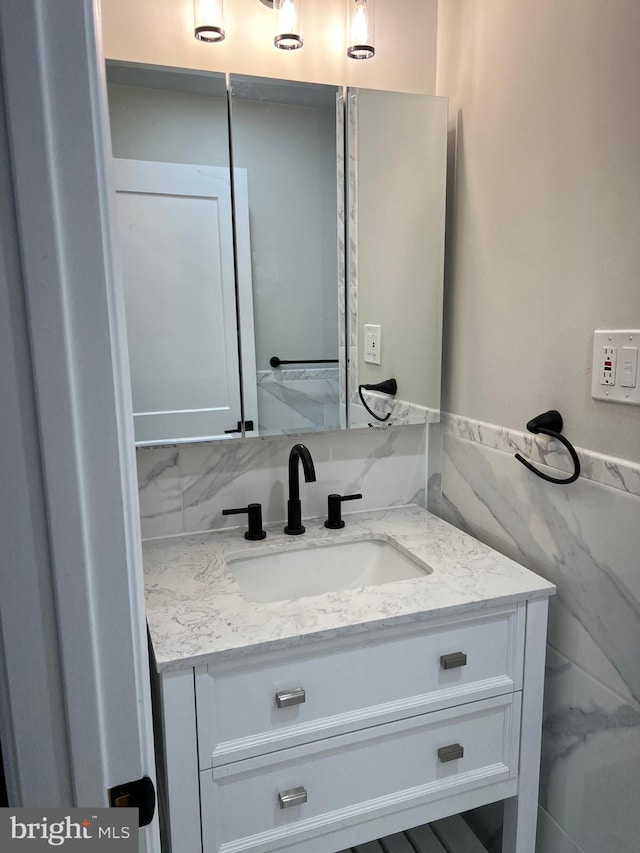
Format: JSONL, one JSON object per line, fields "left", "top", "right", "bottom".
{"left": 137, "top": 423, "right": 427, "bottom": 540}
{"left": 350, "top": 393, "right": 440, "bottom": 428}
{"left": 256, "top": 368, "right": 340, "bottom": 434}
{"left": 428, "top": 415, "right": 640, "bottom": 853}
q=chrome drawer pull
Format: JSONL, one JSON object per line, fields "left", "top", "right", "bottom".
{"left": 440, "top": 651, "right": 467, "bottom": 670}
{"left": 278, "top": 786, "right": 307, "bottom": 809}
{"left": 275, "top": 688, "right": 306, "bottom": 708}
{"left": 438, "top": 743, "right": 464, "bottom": 763}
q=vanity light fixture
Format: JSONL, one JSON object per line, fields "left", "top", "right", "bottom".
{"left": 272, "top": 0, "right": 303, "bottom": 50}
{"left": 257, "top": 0, "right": 303, "bottom": 50}
{"left": 196, "top": 0, "right": 372, "bottom": 55}
{"left": 347, "top": 0, "right": 375, "bottom": 59}
{"left": 193, "top": 0, "right": 225, "bottom": 42}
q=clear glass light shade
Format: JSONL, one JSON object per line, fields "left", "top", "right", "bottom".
{"left": 347, "top": 0, "right": 375, "bottom": 59}
{"left": 274, "top": 0, "right": 303, "bottom": 50}
{"left": 194, "top": 0, "right": 225, "bottom": 42}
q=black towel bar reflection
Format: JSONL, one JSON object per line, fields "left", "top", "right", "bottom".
{"left": 514, "top": 410, "right": 580, "bottom": 485}
{"left": 270, "top": 356, "right": 338, "bottom": 367}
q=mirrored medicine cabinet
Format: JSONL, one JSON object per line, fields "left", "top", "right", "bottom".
{"left": 105, "top": 61, "right": 447, "bottom": 446}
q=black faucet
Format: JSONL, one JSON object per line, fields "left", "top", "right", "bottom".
{"left": 284, "top": 443, "right": 316, "bottom": 535}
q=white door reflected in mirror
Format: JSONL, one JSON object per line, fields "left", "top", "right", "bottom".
{"left": 114, "top": 159, "right": 257, "bottom": 443}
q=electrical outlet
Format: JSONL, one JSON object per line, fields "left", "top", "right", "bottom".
{"left": 592, "top": 330, "right": 640, "bottom": 405}
{"left": 364, "top": 324, "right": 381, "bottom": 365}
{"left": 600, "top": 346, "right": 616, "bottom": 385}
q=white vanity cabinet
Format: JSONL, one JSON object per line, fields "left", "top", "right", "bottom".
{"left": 156, "top": 598, "right": 548, "bottom": 853}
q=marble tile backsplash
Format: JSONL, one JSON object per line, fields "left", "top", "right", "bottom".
{"left": 428, "top": 414, "right": 640, "bottom": 853}
{"left": 137, "top": 424, "right": 427, "bottom": 540}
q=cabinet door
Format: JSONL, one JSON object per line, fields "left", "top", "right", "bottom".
{"left": 228, "top": 75, "right": 341, "bottom": 437}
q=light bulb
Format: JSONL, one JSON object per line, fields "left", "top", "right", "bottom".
{"left": 280, "top": 0, "right": 296, "bottom": 32}
{"left": 352, "top": 5, "right": 368, "bottom": 43}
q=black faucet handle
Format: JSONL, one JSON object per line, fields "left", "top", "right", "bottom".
{"left": 222, "top": 503, "right": 267, "bottom": 540}
{"left": 324, "top": 493, "right": 363, "bottom": 529}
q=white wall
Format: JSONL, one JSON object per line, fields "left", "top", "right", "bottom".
{"left": 101, "top": 0, "right": 438, "bottom": 94}
{"left": 437, "top": 0, "right": 640, "bottom": 462}
{"left": 108, "top": 82, "right": 229, "bottom": 164}
{"left": 435, "top": 5, "right": 640, "bottom": 852}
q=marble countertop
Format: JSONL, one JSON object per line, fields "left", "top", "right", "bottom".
{"left": 143, "top": 504, "right": 555, "bottom": 672}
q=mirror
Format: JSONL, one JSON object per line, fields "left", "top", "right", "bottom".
{"left": 105, "top": 63, "right": 447, "bottom": 446}
{"left": 228, "top": 75, "right": 343, "bottom": 437}
{"left": 346, "top": 88, "right": 448, "bottom": 428}
{"left": 106, "top": 62, "right": 342, "bottom": 443}
{"left": 106, "top": 63, "right": 244, "bottom": 444}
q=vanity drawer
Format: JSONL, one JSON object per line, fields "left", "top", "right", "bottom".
{"left": 196, "top": 604, "right": 524, "bottom": 767}
{"left": 200, "top": 692, "right": 520, "bottom": 853}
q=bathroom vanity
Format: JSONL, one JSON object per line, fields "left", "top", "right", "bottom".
{"left": 144, "top": 506, "right": 554, "bottom": 853}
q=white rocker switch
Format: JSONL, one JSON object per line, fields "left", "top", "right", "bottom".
{"left": 620, "top": 347, "right": 638, "bottom": 388}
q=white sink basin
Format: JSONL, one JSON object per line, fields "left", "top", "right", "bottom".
{"left": 226, "top": 538, "right": 430, "bottom": 603}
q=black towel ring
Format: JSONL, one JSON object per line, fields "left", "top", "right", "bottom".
{"left": 358, "top": 378, "right": 397, "bottom": 422}
{"left": 514, "top": 410, "right": 581, "bottom": 485}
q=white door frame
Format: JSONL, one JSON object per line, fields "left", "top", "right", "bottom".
{"left": 0, "top": 1, "right": 159, "bottom": 848}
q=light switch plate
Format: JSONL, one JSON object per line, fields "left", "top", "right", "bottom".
{"left": 591, "top": 330, "right": 640, "bottom": 405}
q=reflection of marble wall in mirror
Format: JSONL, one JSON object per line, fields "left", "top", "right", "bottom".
{"left": 348, "top": 89, "right": 447, "bottom": 428}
